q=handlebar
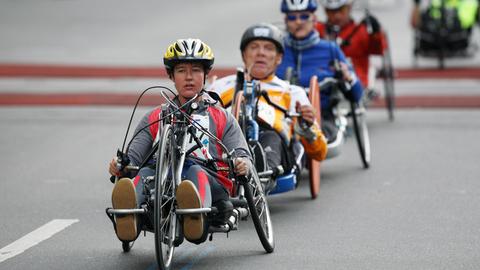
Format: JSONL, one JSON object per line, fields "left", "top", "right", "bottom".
{"left": 109, "top": 150, "right": 140, "bottom": 183}
{"left": 318, "top": 76, "right": 352, "bottom": 92}
{"left": 318, "top": 77, "right": 340, "bottom": 89}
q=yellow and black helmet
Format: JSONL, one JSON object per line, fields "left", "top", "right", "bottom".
{"left": 163, "top": 38, "right": 214, "bottom": 73}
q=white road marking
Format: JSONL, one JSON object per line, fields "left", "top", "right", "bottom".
{"left": 0, "top": 219, "right": 79, "bottom": 263}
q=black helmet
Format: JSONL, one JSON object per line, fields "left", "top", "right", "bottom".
{"left": 239, "top": 23, "right": 284, "bottom": 54}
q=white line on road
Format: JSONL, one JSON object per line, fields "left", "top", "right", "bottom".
{"left": 0, "top": 219, "right": 79, "bottom": 263}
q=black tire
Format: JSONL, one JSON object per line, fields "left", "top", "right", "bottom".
{"left": 413, "top": 32, "right": 420, "bottom": 68}
{"left": 154, "top": 124, "right": 177, "bottom": 270}
{"left": 243, "top": 167, "right": 275, "bottom": 253}
{"left": 122, "top": 241, "right": 133, "bottom": 252}
{"left": 438, "top": 45, "right": 445, "bottom": 70}
{"left": 438, "top": 4, "right": 447, "bottom": 70}
{"left": 350, "top": 102, "right": 371, "bottom": 169}
{"left": 382, "top": 45, "right": 395, "bottom": 121}
{"left": 249, "top": 140, "right": 268, "bottom": 174}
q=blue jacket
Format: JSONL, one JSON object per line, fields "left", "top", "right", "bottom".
{"left": 276, "top": 31, "right": 363, "bottom": 109}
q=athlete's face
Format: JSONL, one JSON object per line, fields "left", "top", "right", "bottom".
{"left": 242, "top": 39, "right": 282, "bottom": 80}
{"left": 325, "top": 5, "right": 351, "bottom": 27}
{"left": 285, "top": 11, "right": 316, "bottom": 39}
{"left": 171, "top": 62, "right": 205, "bottom": 104}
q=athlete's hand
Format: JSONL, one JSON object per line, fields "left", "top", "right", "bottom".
{"left": 296, "top": 101, "right": 315, "bottom": 126}
{"left": 109, "top": 157, "right": 120, "bottom": 176}
{"left": 234, "top": 157, "right": 249, "bottom": 176}
{"left": 339, "top": 62, "right": 353, "bottom": 83}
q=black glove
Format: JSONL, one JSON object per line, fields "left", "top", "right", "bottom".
{"left": 365, "top": 14, "right": 381, "bottom": 34}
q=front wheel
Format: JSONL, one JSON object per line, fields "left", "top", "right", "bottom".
{"left": 122, "top": 241, "right": 133, "bottom": 252}
{"left": 243, "top": 167, "right": 274, "bottom": 253}
{"left": 154, "top": 124, "right": 177, "bottom": 270}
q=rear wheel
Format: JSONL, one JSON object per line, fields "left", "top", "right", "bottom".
{"left": 350, "top": 102, "right": 371, "bottom": 169}
{"left": 243, "top": 167, "right": 274, "bottom": 253}
{"left": 438, "top": 44, "right": 445, "bottom": 70}
{"left": 154, "top": 124, "right": 177, "bottom": 270}
{"left": 307, "top": 76, "right": 321, "bottom": 199}
{"left": 381, "top": 35, "right": 395, "bottom": 121}
{"left": 232, "top": 91, "right": 247, "bottom": 137}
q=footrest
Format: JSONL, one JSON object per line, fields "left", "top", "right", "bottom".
{"left": 106, "top": 208, "right": 147, "bottom": 215}
{"left": 176, "top": 207, "right": 213, "bottom": 215}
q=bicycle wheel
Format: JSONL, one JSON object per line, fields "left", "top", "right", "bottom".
{"left": 438, "top": 5, "right": 447, "bottom": 70}
{"left": 307, "top": 76, "right": 321, "bottom": 199}
{"left": 381, "top": 35, "right": 395, "bottom": 121}
{"left": 350, "top": 102, "right": 371, "bottom": 169}
{"left": 154, "top": 124, "right": 177, "bottom": 270}
{"left": 243, "top": 167, "right": 274, "bottom": 253}
{"left": 249, "top": 140, "right": 268, "bottom": 174}
{"left": 232, "top": 91, "right": 248, "bottom": 137}
{"left": 232, "top": 91, "right": 243, "bottom": 120}
{"left": 122, "top": 241, "right": 133, "bottom": 252}
{"left": 438, "top": 38, "right": 446, "bottom": 70}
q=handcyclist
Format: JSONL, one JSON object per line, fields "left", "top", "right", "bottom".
{"left": 410, "top": 0, "right": 479, "bottom": 54}
{"left": 108, "top": 38, "right": 252, "bottom": 245}
{"left": 208, "top": 23, "right": 327, "bottom": 181}
{"left": 315, "top": 0, "right": 386, "bottom": 97}
{"left": 275, "top": 0, "right": 363, "bottom": 143}
{"left": 410, "top": 0, "right": 478, "bottom": 30}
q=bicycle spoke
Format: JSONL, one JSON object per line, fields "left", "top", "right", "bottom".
{"left": 160, "top": 196, "right": 173, "bottom": 209}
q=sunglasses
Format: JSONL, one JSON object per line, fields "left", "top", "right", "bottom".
{"left": 286, "top": 14, "right": 311, "bottom": 21}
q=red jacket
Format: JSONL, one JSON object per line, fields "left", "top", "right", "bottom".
{"left": 316, "top": 20, "right": 387, "bottom": 87}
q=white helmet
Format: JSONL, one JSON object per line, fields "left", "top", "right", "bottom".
{"left": 321, "top": 0, "right": 353, "bottom": 9}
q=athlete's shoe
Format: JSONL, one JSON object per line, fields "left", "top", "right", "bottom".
{"left": 111, "top": 178, "right": 137, "bottom": 241}
{"left": 176, "top": 180, "right": 204, "bottom": 241}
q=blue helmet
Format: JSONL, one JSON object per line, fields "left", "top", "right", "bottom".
{"left": 281, "top": 0, "right": 318, "bottom": 13}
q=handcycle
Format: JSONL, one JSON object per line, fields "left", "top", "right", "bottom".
{"left": 316, "top": 73, "right": 371, "bottom": 169}
{"left": 283, "top": 49, "right": 371, "bottom": 168}
{"left": 105, "top": 86, "right": 274, "bottom": 270}
{"left": 325, "top": 9, "right": 396, "bottom": 121}
{"left": 413, "top": 0, "right": 478, "bottom": 69}
{"left": 230, "top": 69, "right": 322, "bottom": 199}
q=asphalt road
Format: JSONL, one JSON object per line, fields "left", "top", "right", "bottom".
{"left": 1, "top": 106, "right": 479, "bottom": 270}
